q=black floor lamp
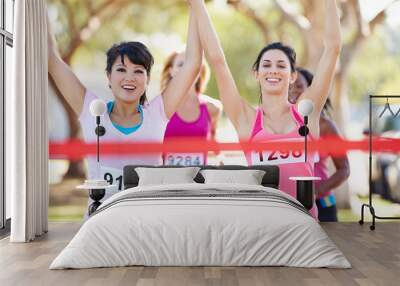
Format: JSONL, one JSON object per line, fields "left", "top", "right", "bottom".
{"left": 77, "top": 99, "right": 114, "bottom": 215}
{"left": 291, "top": 99, "right": 321, "bottom": 210}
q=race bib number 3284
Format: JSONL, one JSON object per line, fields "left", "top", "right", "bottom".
{"left": 165, "top": 153, "right": 204, "bottom": 166}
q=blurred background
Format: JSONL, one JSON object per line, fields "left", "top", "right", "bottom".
{"left": 46, "top": 0, "right": 400, "bottom": 221}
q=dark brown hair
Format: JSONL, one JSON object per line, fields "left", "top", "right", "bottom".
{"left": 253, "top": 42, "right": 296, "bottom": 73}
{"left": 106, "top": 42, "right": 154, "bottom": 105}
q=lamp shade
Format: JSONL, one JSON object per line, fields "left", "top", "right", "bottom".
{"left": 298, "top": 99, "right": 314, "bottom": 117}
{"left": 89, "top": 99, "right": 107, "bottom": 117}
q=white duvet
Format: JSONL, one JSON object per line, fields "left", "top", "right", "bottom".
{"left": 50, "top": 183, "right": 351, "bottom": 269}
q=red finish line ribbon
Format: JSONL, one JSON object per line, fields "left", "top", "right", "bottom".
{"left": 48, "top": 136, "right": 400, "bottom": 161}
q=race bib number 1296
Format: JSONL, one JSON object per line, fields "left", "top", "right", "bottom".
{"left": 251, "top": 149, "right": 304, "bottom": 165}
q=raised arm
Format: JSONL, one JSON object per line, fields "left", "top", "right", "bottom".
{"left": 47, "top": 14, "right": 86, "bottom": 116}
{"left": 162, "top": 4, "right": 202, "bottom": 119}
{"left": 190, "top": 0, "right": 255, "bottom": 138}
{"left": 300, "top": 0, "right": 341, "bottom": 115}
{"left": 200, "top": 95, "right": 223, "bottom": 141}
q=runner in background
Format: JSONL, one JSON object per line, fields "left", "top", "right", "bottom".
{"left": 161, "top": 52, "right": 222, "bottom": 166}
{"left": 290, "top": 67, "right": 350, "bottom": 222}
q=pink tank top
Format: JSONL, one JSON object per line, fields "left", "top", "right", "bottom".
{"left": 246, "top": 105, "right": 319, "bottom": 219}
{"left": 164, "top": 103, "right": 211, "bottom": 138}
{"left": 163, "top": 102, "right": 211, "bottom": 166}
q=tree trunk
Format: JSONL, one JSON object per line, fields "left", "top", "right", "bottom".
{"left": 62, "top": 90, "right": 85, "bottom": 179}
{"left": 49, "top": 77, "right": 86, "bottom": 179}
{"left": 64, "top": 159, "right": 86, "bottom": 179}
{"left": 61, "top": 100, "right": 86, "bottom": 179}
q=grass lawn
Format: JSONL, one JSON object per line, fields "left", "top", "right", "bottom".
{"left": 48, "top": 194, "right": 400, "bottom": 222}
{"left": 49, "top": 205, "right": 87, "bottom": 222}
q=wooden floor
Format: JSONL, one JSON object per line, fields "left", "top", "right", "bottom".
{"left": 0, "top": 222, "right": 399, "bottom": 286}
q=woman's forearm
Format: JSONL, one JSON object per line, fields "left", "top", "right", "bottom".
{"left": 190, "top": 1, "right": 226, "bottom": 67}
{"left": 185, "top": 4, "right": 202, "bottom": 70}
{"left": 46, "top": 11, "right": 86, "bottom": 115}
{"left": 317, "top": 168, "right": 350, "bottom": 195}
{"left": 300, "top": 0, "right": 342, "bottom": 117}
{"left": 324, "top": 0, "right": 342, "bottom": 51}
{"left": 162, "top": 4, "right": 203, "bottom": 118}
{"left": 47, "top": 15, "right": 58, "bottom": 69}
{"left": 189, "top": 0, "right": 254, "bottom": 133}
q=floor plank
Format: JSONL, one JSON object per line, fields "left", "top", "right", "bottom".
{"left": 0, "top": 222, "right": 399, "bottom": 286}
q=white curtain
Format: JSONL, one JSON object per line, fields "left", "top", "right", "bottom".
{"left": 7, "top": 0, "right": 49, "bottom": 242}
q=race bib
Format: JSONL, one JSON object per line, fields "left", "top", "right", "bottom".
{"left": 250, "top": 139, "right": 305, "bottom": 165}
{"left": 251, "top": 149, "right": 305, "bottom": 165}
{"left": 164, "top": 153, "right": 205, "bottom": 166}
{"left": 100, "top": 166, "right": 124, "bottom": 192}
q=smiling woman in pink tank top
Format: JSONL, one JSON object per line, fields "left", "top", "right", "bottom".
{"left": 161, "top": 52, "right": 222, "bottom": 166}
{"left": 190, "top": 0, "right": 342, "bottom": 219}
{"left": 245, "top": 105, "right": 320, "bottom": 218}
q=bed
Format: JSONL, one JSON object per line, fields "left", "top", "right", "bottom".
{"left": 50, "top": 165, "right": 351, "bottom": 269}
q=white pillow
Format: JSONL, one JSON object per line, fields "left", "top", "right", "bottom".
{"left": 200, "top": 169, "right": 266, "bottom": 185}
{"left": 135, "top": 167, "right": 200, "bottom": 186}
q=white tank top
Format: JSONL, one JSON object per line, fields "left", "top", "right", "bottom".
{"left": 79, "top": 90, "right": 169, "bottom": 197}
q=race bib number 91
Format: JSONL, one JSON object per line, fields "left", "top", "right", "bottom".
{"left": 100, "top": 166, "right": 124, "bottom": 192}
{"left": 165, "top": 153, "right": 204, "bottom": 166}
